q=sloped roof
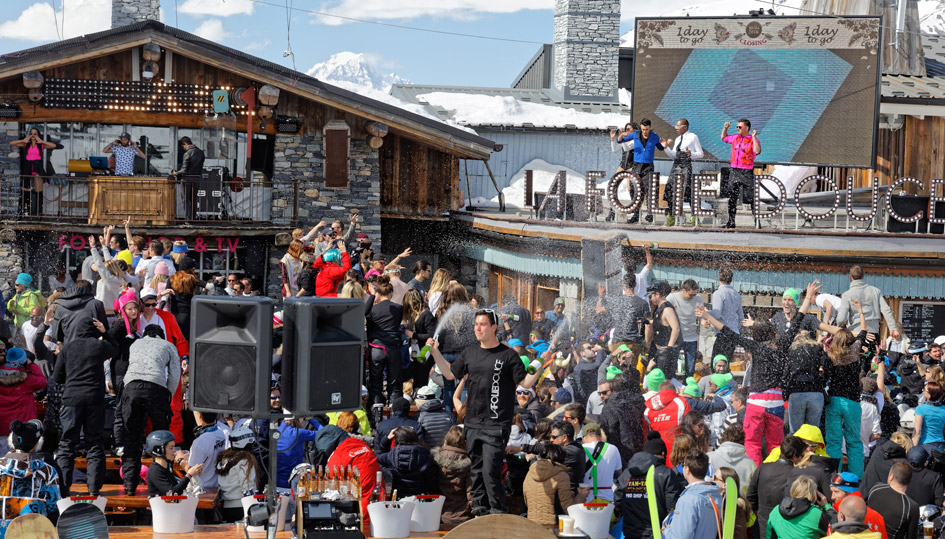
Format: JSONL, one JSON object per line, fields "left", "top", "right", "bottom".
{"left": 882, "top": 33, "right": 945, "bottom": 102}
{"left": 0, "top": 20, "right": 495, "bottom": 159}
{"left": 390, "top": 84, "right": 630, "bottom": 130}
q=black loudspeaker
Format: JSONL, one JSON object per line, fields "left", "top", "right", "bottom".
{"left": 283, "top": 297, "right": 365, "bottom": 415}
{"left": 190, "top": 296, "right": 274, "bottom": 416}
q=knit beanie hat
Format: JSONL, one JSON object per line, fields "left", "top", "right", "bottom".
{"left": 5, "top": 347, "right": 26, "bottom": 365}
{"left": 15, "top": 273, "right": 32, "bottom": 287}
{"left": 116, "top": 250, "right": 134, "bottom": 268}
{"left": 645, "top": 368, "right": 666, "bottom": 391}
{"left": 155, "top": 261, "right": 169, "bottom": 276}
{"left": 606, "top": 365, "right": 622, "bottom": 380}
{"left": 113, "top": 288, "right": 139, "bottom": 336}
{"left": 178, "top": 256, "right": 196, "bottom": 271}
{"left": 783, "top": 288, "right": 801, "bottom": 306}
{"left": 710, "top": 373, "right": 734, "bottom": 390}
{"left": 683, "top": 376, "right": 701, "bottom": 398}
{"left": 553, "top": 387, "right": 572, "bottom": 404}
{"left": 713, "top": 354, "right": 729, "bottom": 364}
{"left": 9, "top": 419, "right": 42, "bottom": 451}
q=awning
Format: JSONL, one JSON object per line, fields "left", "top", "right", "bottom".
{"left": 465, "top": 244, "right": 582, "bottom": 279}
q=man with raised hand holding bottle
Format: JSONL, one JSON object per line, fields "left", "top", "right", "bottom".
{"left": 428, "top": 308, "right": 542, "bottom": 516}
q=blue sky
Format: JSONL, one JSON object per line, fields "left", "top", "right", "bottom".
{"left": 0, "top": 0, "right": 586, "bottom": 88}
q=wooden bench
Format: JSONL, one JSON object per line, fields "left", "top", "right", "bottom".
{"left": 68, "top": 484, "right": 217, "bottom": 510}
{"left": 108, "top": 524, "right": 294, "bottom": 538}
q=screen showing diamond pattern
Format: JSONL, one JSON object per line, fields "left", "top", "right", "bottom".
{"left": 632, "top": 16, "right": 881, "bottom": 167}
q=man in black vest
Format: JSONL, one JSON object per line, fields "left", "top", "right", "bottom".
{"left": 172, "top": 136, "right": 205, "bottom": 220}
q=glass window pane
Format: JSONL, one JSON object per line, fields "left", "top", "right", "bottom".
{"left": 132, "top": 126, "right": 172, "bottom": 176}
{"left": 41, "top": 123, "right": 69, "bottom": 176}
{"left": 70, "top": 123, "right": 100, "bottom": 161}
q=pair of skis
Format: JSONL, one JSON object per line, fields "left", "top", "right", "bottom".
{"left": 645, "top": 465, "right": 736, "bottom": 539}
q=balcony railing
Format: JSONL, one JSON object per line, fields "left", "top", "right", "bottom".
{"left": 1, "top": 174, "right": 300, "bottom": 227}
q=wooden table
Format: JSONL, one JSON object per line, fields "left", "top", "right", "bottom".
{"left": 68, "top": 484, "right": 216, "bottom": 510}
{"left": 88, "top": 176, "right": 176, "bottom": 225}
{"left": 108, "top": 524, "right": 293, "bottom": 538}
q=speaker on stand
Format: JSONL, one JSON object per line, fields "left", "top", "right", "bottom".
{"left": 282, "top": 297, "right": 365, "bottom": 416}
{"left": 189, "top": 296, "right": 274, "bottom": 416}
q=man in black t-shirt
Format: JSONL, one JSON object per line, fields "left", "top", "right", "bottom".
{"left": 867, "top": 459, "right": 919, "bottom": 539}
{"left": 428, "top": 309, "right": 541, "bottom": 515}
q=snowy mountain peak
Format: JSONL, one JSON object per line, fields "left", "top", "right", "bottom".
{"left": 305, "top": 52, "right": 408, "bottom": 93}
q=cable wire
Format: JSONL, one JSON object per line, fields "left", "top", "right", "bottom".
{"left": 247, "top": 0, "right": 543, "bottom": 45}
{"left": 753, "top": 0, "right": 938, "bottom": 40}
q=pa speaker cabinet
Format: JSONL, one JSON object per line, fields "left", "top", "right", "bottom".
{"left": 190, "top": 296, "right": 274, "bottom": 416}
{"left": 283, "top": 297, "right": 364, "bottom": 416}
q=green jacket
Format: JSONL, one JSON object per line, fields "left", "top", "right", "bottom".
{"left": 765, "top": 496, "right": 832, "bottom": 539}
{"left": 7, "top": 288, "right": 45, "bottom": 327}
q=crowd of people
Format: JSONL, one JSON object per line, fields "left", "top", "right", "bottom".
{"left": 1, "top": 212, "right": 944, "bottom": 539}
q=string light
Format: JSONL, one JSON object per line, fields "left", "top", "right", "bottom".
{"left": 647, "top": 172, "right": 666, "bottom": 217}
{"left": 607, "top": 171, "right": 644, "bottom": 214}
{"left": 690, "top": 174, "right": 715, "bottom": 218}
{"left": 846, "top": 176, "right": 879, "bottom": 222}
{"left": 885, "top": 177, "right": 925, "bottom": 223}
{"left": 536, "top": 171, "right": 566, "bottom": 218}
{"left": 672, "top": 172, "right": 686, "bottom": 219}
{"left": 794, "top": 174, "right": 840, "bottom": 221}
{"left": 929, "top": 178, "right": 945, "bottom": 226}
{"left": 753, "top": 174, "right": 786, "bottom": 220}
{"left": 584, "top": 171, "right": 605, "bottom": 219}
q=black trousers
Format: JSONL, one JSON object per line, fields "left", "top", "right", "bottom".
{"left": 665, "top": 166, "right": 692, "bottom": 215}
{"left": 120, "top": 380, "right": 172, "bottom": 491}
{"left": 368, "top": 341, "right": 403, "bottom": 406}
{"left": 654, "top": 346, "right": 680, "bottom": 378}
{"left": 727, "top": 168, "right": 755, "bottom": 222}
{"left": 629, "top": 162, "right": 654, "bottom": 219}
{"left": 57, "top": 402, "right": 106, "bottom": 495}
{"left": 464, "top": 425, "right": 511, "bottom": 512}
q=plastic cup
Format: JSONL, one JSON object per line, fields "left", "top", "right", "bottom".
{"left": 561, "top": 516, "right": 575, "bottom": 534}
{"left": 558, "top": 515, "right": 568, "bottom": 532}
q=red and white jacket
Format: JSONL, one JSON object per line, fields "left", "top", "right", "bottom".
{"left": 643, "top": 389, "right": 690, "bottom": 465}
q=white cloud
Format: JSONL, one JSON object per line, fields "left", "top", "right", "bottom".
{"left": 194, "top": 19, "right": 229, "bottom": 41}
{"left": 244, "top": 39, "right": 271, "bottom": 51}
{"left": 180, "top": 0, "right": 254, "bottom": 17}
{"left": 312, "top": 0, "right": 552, "bottom": 25}
{"left": 0, "top": 0, "right": 111, "bottom": 41}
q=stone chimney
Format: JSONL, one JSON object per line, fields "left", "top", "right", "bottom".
{"left": 112, "top": 0, "right": 161, "bottom": 29}
{"left": 552, "top": 0, "right": 621, "bottom": 99}
{"left": 800, "top": 0, "right": 925, "bottom": 76}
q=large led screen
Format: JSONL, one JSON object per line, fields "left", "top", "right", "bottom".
{"left": 632, "top": 16, "right": 881, "bottom": 167}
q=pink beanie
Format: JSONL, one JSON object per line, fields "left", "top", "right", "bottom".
{"left": 155, "top": 261, "right": 169, "bottom": 276}
{"left": 113, "top": 288, "right": 139, "bottom": 336}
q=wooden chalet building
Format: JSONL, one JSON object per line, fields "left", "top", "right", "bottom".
{"left": 0, "top": 18, "right": 494, "bottom": 296}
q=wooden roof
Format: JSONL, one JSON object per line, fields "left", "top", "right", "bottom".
{"left": 0, "top": 20, "right": 495, "bottom": 159}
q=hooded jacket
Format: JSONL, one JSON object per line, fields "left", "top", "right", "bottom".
{"left": 600, "top": 389, "right": 646, "bottom": 464}
{"left": 312, "top": 252, "right": 351, "bottom": 297}
{"left": 748, "top": 458, "right": 796, "bottom": 534}
{"left": 829, "top": 520, "right": 883, "bottom": 539}
{"left": 50, "top": 286, "right": 108, "bottom": 343}
{"left": 374, "top": 412, "right": 423, "bottom": 455}
{"left": 644, "top": 389, "right": 690, "bottom": 464}
{"left": 6, "top": 288, "right": 45, "bottom": 328}
{"left": 376, "top": 443, "right": 438, "bottom": 497}
{"left": 53, "top": 321, "right": 118, "bottom": 406}
{"left": 522, "top": 459, "right": 574, "bottom": 526}
{"left": 416, "top": 399, "right": 455, "bottom": 447}
{"left": 431, "top": 444, "right": 472, "bottom": 525}
{"left": 662, "top": 481, "right": 725, "bottom": 539}
{"left": 707, "top": 442, "right": 756, "bottom": 497}
{"left": 765, "top": 496, "right": 831, "bottom": 539}
{"left": 617, "top": 451, "right": 684, "bottom": 539}
{"left": 860, "top": 438, "right": 906, "bottom": 495}
{"left": 765, "top": 424, "right": 829, "bottom": 463}
{"left": 0, "top": 361, "right": 46, "bottom": 436}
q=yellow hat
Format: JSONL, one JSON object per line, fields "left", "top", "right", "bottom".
{"left": 116, "top": 250, "right": 133, "bottom": 268}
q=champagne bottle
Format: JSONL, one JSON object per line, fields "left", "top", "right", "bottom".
{"left": 297, "top": 469, "right": 308, "bottom": 500}
{"left": 352, "top": 466, "right": 361, "bottom": 497}
{"left": 339, "top": 466, "right": 349, "bottom": 498}
{"left": 526, "top": 359, "right": 542, "bottom": 374}
{"left": 317, "top": 465, "right": 325, "bottom": 494}
{"left": 416, "top": 344, "right": 431, "bottom": 363}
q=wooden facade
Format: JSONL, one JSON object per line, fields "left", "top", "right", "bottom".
{"left": 379, "top": 133, "right": 462, "bottom": 217}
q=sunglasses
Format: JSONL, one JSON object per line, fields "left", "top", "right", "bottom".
{"left": 143, "top": 302, "right": 157, "bottom": 307}
{"left": 516, "top": 390, "right": 531, "bottom": 396}
{"left": 599, "top": 390, "right": 611, "bottom": 396}
{"left": 475, "top": 309, "right": 498, "bottom": 325}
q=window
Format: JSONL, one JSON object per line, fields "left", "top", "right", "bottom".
{"left": 323, "top": 120, "right": 350, "bottom": 188}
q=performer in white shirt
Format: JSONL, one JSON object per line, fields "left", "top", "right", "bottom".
{"left": 661, "top": 118, "right": 705, "bottom": 225}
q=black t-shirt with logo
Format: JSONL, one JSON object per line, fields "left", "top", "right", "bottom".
{"left": 451, "top": 343, "right": 527, "bottom": 429}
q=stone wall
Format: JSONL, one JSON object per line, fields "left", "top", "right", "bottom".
{"left": 1, "top": 122, "right": 20, "bottom": 217}
{"left": 552, "top": 0, "right": 621, "bottom": 97}
{"left": 266, "top": 133, "right": 381, "bottom": 298}
{"left": 112, "top": 0, "right": 160, "bottom": 28}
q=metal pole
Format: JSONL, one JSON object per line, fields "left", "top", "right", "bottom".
{"left": 463, "top": 159, "right": 471, "bottom": 207}
{"left": 483, "top": 159, "right": 505, "bottom": 212}
{"left": 267, "top": 418, "right": 280, "bottom": 539}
